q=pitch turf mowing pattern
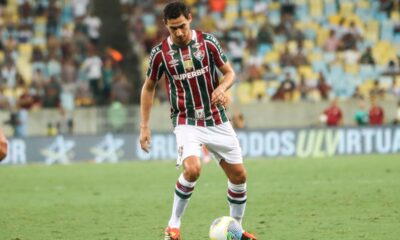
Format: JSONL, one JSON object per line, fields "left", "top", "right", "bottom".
{"left": 0, "top": 155, "right": 399, "bottom": 240}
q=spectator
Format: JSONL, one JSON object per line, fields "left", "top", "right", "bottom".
{"left": 81, "top": 46, "right": 102, "bottom": 104}
{"left": 101, "top": 58, "right": 114, "bottom": 105}
{"left": 42, "top": 76, "right": 61, "bottom": 108}
{"left": 323, "top": 30, "right": 340, "bottom": 52}
{"left": 1, "top": 60, "right": 17, "bottom": 88}
{"left": 369, "top": 80, "right": 385, "bottom": 100}
{"left": 279, "top": 45, "right": 293, "bottom": 68}
{"left": 320, "top": 98, "right": 342, "bottom": 126}
{"left": 111, "top": 71, "right": 132, "bottom": 105}
{"left": 332, "top": 18, "right": 347, "bottom": 41}
{"left": 343, "top": 45, "right": 360, "bottom": 65}
{"left": 83, "top": 11, "right": 102, "bottom": 45}
{"left": 369, "top": 97, "right": 385, "bottom": 125}
{"left": 347, "top": 21, "right": 363, "bottom": 42}
{"left": 45, "top": 0, "right": 60, "bottom": 38}
{"left": 316, "top": 72, "right": 331, "bottom": 100}
{"left": 6, "top": 102, "right": 28, "bottom": 138}
{"left": 383, "top": 60, "right": 400, "bottom": 75}
{"left": 292, "top": 48, "right": 309, "bottom": 67}
{"left": 298, "top": 74, "right": 311, "bottom": 100}
{"left": 352, "top": 86, "right": 364, "bottom": 100}
{"left": 388, "top": 76, "right": 400, "bottom": 99}
{"left": 231, "top": 110, "right": 246, "bottom": 129}
{"left": 0, "top": 85, "right": 10, "bottom": 109}
{"left": 227, "top": 37, "right": 246, "bottom": 72}
{"left": 71, "top": 0, "right": 89, "bottom": 18}
{"left": 353, "top": 100, "right": 369, "bottom": 126}
{"left": 359, "top": 47, "right": 375, "bottom": 65}
{"left": 257, "top": 22, "right": 274, "bottom": 46}
{"left": 280, "top": 72, "right": 296, "bottom": 101}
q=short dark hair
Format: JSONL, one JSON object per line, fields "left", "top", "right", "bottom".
{"left": 163, "top": 1, "right": 190, "bottom": 22}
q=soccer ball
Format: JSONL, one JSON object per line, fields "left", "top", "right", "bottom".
{"left": 209, "top": 216, "right": 243, "bottom": 240}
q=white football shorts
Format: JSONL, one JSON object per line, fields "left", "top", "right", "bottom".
{"left": 174, "top": 122, "right": 243, "bottom": 166}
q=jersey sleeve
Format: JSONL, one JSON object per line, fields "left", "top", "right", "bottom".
{"left": 146, "top": 45, "right": 165, "bottom": 81}
{"left": 204, "top": 33, "right": 228, "bottom": 68}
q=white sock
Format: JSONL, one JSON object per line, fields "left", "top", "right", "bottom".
{"left": 227, "top": 181, "right": 247, "bottom": 224}
{"left": 168, "top": 174, "right": 196, "bottom": 228}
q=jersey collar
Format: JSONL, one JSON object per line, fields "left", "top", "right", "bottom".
{"left": 168, "top": 30, "right": 197, "bottom": 49}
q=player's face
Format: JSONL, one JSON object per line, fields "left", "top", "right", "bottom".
{"left": 165, "top": 14, "right": 192, "bottom": 46}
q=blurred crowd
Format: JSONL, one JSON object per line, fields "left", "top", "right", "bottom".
{"left": 2, "top": 0, "right": 400, "bottom": 136}
{"left": 0, "top": 0, "right": 135, "bottom": 137}
{"left": 123, "top": 0, "right": 400, "bottom": 105}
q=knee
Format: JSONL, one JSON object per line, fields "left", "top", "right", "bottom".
{"left": 184, "top": 164, "right": 201, "bottom": 182}
{"left": 230, "top": 169, "right": 247, "bottom": 184}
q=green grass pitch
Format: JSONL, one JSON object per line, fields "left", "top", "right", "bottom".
{"left": 1, "top": 155, "right": 399, "bottom": 240}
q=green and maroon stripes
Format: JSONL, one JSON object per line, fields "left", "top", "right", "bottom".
{"left": 162, "top": 40, "right": 187, "bottom": 126}
{"left": 175, "top": 181, "right": 194, "bottom": 200}
{"left": 227, "top": 188, "right": 247, "bottom": 205}
{"left": 149, "top": 30, "right": 231, "bottom": 127}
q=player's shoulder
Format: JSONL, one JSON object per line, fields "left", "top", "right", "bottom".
{"left": 148, "top": 42, "right": 164, "bottom": 62}
{"left": 149, "top": 42, "right": 163, "bottom": 55}
{"left": 202, "top": 32, "right": 220, "bottom": 44}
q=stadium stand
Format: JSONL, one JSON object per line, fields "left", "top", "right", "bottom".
{"left": 125, "top": 0, "right": 400, "bottom": 104}
{"left": 1, "top": 0, "right": 400, "bottom": 136}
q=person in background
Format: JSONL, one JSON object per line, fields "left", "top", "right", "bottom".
{"left": 316, "top": 72, "right": 331, "bottom": 100}
{"left": 320, "top": 98, "right": 342, "bottom": 126}
{"left": 359, "top": 47, "right": 375, "bottom": 65}
{"left": 369, "top": 97, "right": 385, "bottom": 125}
{"left": 232, "top": 110, "right": 246, "bottom": 129}
{"left": 353, "top": 100, "right": 369, "bottom": 126}
{"left": 369, "top": 80, "right": 385, "bottom": 100}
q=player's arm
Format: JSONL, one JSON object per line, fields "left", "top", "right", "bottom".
{"left": 0, "top": 127, "right": 8, "bottom": 161}
{"left": 139, "top": 78, "right": 157, "bottom": 153}
{"left": 211, "top": 62, "right": 235, "bottom": 106}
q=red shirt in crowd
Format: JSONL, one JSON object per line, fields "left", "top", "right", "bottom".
{"left": 369, "top": 106, "right": 384, "bottom": 125}
{"left": 324, "top": 106, "right": 342, "bottom": 126}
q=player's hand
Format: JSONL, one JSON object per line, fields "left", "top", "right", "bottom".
{"left": 139, "top": 126, "right": 151, "bottom": 153}
{"left": 211, "top": 87, "right": 228, "bottom": 106}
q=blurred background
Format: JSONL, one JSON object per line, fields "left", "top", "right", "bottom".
{"left": 0, "top": 0, "right": 399, "bottom": 138}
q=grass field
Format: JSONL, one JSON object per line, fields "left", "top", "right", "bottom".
{"left": 0, "top": 155, "right": 399, "bottom": 240}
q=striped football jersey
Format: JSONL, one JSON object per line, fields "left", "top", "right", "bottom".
{"left": 146, "top": 30, "right": 230, "bottom": 127}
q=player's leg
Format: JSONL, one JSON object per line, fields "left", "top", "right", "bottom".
{"left": 166, "top": 125, "right": 203, "bottom": 239}
{"left": 168, "top": 155, "right": 201, "bottom": 228}
{"left": 220, "top": 161, "right": 247, "bottom": 224}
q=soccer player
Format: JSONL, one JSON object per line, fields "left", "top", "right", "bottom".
{"left": 139, "top": 2, "right": 256, "bottom": 240}
{"left": 0, "top": 127, "right": 8, "bottom": 161}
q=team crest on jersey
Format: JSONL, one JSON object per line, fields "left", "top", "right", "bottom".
{"left": 193, "top": 50, "right": 205, "bottom": 61}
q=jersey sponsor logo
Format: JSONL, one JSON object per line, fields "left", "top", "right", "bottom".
{"left": 193, "top": 50, "right": 205, "bottom": 61}
{"left": 173, "top": 66, "right": 209, "bottom": 81}
{"left": 184, "top": 59, "right": 194, "bottom": 71}
{"left": 168, "top": 59, "right": 180, "bottom": 67}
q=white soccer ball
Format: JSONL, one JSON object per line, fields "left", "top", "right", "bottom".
{"left": 209, "top": 216, "right": 243, "bottom": 240}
